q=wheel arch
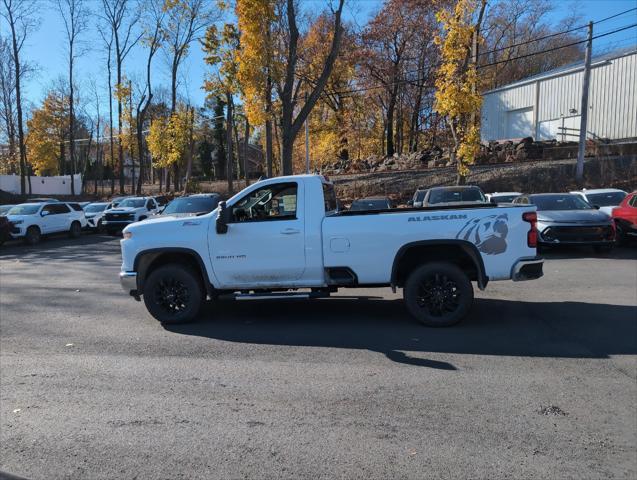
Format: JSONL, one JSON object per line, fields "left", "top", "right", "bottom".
{"left": 134, "top": 248, "right": 213, "bottom": 297}
{"left": 391, "top": 240, "right": 488, "bottom": 290}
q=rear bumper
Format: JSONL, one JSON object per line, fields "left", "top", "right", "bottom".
{"left": 511, "top": 256, "right": 544, "bottom": 281}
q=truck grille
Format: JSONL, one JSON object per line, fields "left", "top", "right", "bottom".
{"left": 105, "top": 213, "right": 134, "bottom": 221}
{"left": 542, "top": 225, "right": 614, "bottom": 242}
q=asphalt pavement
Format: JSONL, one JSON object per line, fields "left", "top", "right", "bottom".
{"left": 1, "top": 234, "right": 636, "bottom": 479}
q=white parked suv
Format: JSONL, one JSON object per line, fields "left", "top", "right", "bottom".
{"left": 83, "top": 202, "right": 111, "bottom": 232}
{"left": 7, "top": 202, "right": 87, "bottom": 245}
{"left": 102, "top": 196, "right": 159, "bottom": 234}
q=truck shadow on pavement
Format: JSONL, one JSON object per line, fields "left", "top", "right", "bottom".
{"left": 166, "top": 297, "right": 636, "bottom": 370}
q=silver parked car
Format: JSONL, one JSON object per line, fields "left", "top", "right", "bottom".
{"left": 513, "top": 193, "right": 615, "bottom": 252}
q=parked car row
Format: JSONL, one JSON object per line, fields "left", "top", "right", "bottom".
{"left": 407, "top": 185, "right": 634, "bottom": 251}
{"left": 0, "top": 193, "right": 222, "bottom": 246}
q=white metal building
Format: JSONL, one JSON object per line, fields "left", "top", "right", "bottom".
{"left": 480, "top": 47, "right": 637, "bottom": 142}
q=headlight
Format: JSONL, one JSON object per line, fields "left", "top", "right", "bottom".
{"left": 122, "top": 231, "right": 133, "bottom": 240}
{"left": 12, "top": 220, "right": 23, "bottom": 225}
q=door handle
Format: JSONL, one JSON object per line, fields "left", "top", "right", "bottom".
{"left": 280, "top": 228, "right": 300, "bottom": 235}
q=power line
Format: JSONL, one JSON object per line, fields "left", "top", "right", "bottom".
{"left": 478, "top": 6, "right": 636, "bottom": 58}
{"left": 477, "top": 23, "right": 637, "bottom": 69}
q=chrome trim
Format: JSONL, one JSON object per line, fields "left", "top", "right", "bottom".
{"left": 119, "top": 271, "right": 137, "bottom": 292}
{"left": 511, "top": 257, "right": 544, "bottom": 281}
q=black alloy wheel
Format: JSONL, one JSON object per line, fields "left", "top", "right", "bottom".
{"left": 143, "top": 264, "right": 203, "bottom": 324}
{"left": 404, "top": 262, "right": 473, "bottom": 327}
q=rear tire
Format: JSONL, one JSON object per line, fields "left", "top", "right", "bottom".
{"left": 24, "top": 226, "right": 41, "bottom": 245}
{"left": 403, "top": 262, "right": 473, "bottom": 327}
{"left": 143, "top": 264, "right": 203, "bottom": 325}
{"left": 69, "top": 221, "right": 81, "bottom": 238}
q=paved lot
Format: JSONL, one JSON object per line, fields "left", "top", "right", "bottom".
{"left": 1, "top": 234, "right": 636, "bottom": 479}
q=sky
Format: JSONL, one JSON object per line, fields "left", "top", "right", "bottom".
{"left": 7, "top": 0, "right": 637, "bottom": 116}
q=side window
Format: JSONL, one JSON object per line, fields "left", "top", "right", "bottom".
{"left": 42, "top": 204, "right": 56, "bottom": 215}
{"left": 231, "top": 183, "right": 298, "bottom": 222}
{"left": 53, "top": 204, "right": 71, "bottom": 214}
{"left": 68, "top": 203, "right": 82, "bottom": 211}
{"left": 322, "top": 183, "right": 337, "bottom": 213}
{"left": 629, "top": 196, "right": 637, "bottom": 207}
{"left": 146, "top": 199, "right": 154, "bottom": 210}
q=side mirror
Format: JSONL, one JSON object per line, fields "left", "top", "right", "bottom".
{"left": 593, "top": 205, "right": 600, "bottom": 210}
{"left": 407, "top": 200, "right": 413, "bottom": 206}
{"left": 216, "top": 201, "right": 230, "bottom": 234}
{"left": 41, "top": 210, "right": 49, "bottom": 217}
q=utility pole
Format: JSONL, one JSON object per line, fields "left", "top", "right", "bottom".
{"left": 305, "top": 93, "right": 310, "bottom": 174}
{"left": 576, "top": 21, "right": 593, "bottom": 184}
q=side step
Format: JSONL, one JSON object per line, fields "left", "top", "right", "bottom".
{"left": 224, "top": 290, "right": 331, "bottom": 301}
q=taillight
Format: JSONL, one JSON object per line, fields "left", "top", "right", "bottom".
{"left": 523, "top": 211, "right": 538, "bottom": 248}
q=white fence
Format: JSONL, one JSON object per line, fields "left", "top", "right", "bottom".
{"left": 0, "top": 174, "right": 83, "bottom": 196}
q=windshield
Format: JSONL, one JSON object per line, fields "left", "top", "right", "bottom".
{"left": 85, "top": 204, "right": 108, "bottom": 213}
{"left": 8, "top": 204, "right": 41, "bottom": 215}
{"left": 585, "top": 191, "right": 626, "bottom": 207}
{"left": 530, "top": 194, "right": 593, "bottom": 211}
{"left": 350, "top": 199, "right": 390, "bottom": 211}
{"left": 118, "top": 198, "right": 146, "bottom": 208}
{"left": 0, "top": 205, "right": 13, "bottom": 215}
{"left": 163, "top": 197, "right": 218, "bottom": 214}
{"left": 428, "top": 188, "right": 486, "bottom": 204}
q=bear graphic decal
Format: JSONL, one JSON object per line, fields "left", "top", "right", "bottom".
{"left": 456, "top": 213, "right": 509, "bottom": 255}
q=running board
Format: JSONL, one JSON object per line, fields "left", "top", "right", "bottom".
{"left": 228, "top": 290, "right": 331, "bottom": 301}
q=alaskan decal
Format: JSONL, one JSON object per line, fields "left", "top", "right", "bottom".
{"left": 456, "top": 214, "right": 509, "bottom": 255}
{"left": 408, "top": 214, "right": 468, "bottom": 222}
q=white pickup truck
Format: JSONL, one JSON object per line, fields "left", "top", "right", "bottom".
{"left": 119, "top": 175, "right": 543, "bottom": 327}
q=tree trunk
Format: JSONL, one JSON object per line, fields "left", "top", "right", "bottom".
{"left": 7, "top": 16, "right": 27, "bottom": 195}
{"left": 226, "top": 92, "right": 234, "bottom": 194}
{"left": 386, "top": 87, "right": 396, "bottom": 157}
{"left": 265, "top": 74, "right": 273, "bottom": 177}
{"left": 69, "top": 52, "right": 76, "bottom": 195}
{"left": 183, "top": 107, "right": 195, "bottom": 194}
{"left": 243, "top": 118, "right": 250, "bottom": 187}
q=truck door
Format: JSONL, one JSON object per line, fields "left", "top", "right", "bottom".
{"left": 210, "top": 181, "right": 306, "bottom": 287}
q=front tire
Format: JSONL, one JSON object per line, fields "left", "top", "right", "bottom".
{"left": 69, "top": 221, "right": 82, "bottom": 238}
{"left": 143, "top": 264, "right": 203, "bottom": 324}
{"left": 24, "top": 226, "right": 41, "bottom": 245}
{"left": 403, "top": 262, "right": 473, "bottom": 327}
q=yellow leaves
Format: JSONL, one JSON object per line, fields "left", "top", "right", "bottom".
{"left": 113, "top": 81, "right": 131, "bottom": 103}
{"left": 148, "top": 108, "right": 193, "bottom": 169}
{"left": 26, "top": 90, "right": 68, "bottom": 175}
{"left": 435, "top": 0, "right": 484, "bottom": 172}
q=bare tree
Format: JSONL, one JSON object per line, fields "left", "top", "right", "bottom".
{"left": 0, "top": 36, "right": 17, "bottom": 173}
{"left": 134, "top": 0, "right": 164, "bottom": 195}
{"left": 162, "top": 0, "right": 216, "bottom": 191}
{"left": 55, "top": 0, "right": 89, "bottom": 195}
{"left": 1, "top": 0, "right": 39, "bottom": 194}
{"left": 276, "top": 0, "right": 345, "bottom": 175}
{"left": 100, "top": 0, "right": 141, "bottom": 194}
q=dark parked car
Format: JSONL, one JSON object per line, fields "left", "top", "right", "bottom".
{"left": 349, "top": 197, "right": 392, "bottom": 211}
{"left": 158, "top": 194, "right": 221, "bottom": 218}
{"left": 513, "top": 193, "right": 615, "bottom": 252}
{"left": 0, "top": 215, "right": 12, "bottom": 245}
{"left": 421, "top": 186, "right": 487, "bottom": 207}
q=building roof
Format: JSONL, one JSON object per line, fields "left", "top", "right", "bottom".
{"left": 483, "top": 46, "right": 637, "bottom": 95}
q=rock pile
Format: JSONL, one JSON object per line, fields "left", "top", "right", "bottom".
{"left": 322, "top": 138, "right": 578, "bottom": 174}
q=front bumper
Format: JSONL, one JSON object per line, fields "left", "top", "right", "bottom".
{"left": 511, "top": 256, "right": 544, "bottom": 281}
{"left": 537, "top": 222, "right": 615, "bottom": 245}
{"left": 120, "top": 271, "right": 138, "bottom": 294}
